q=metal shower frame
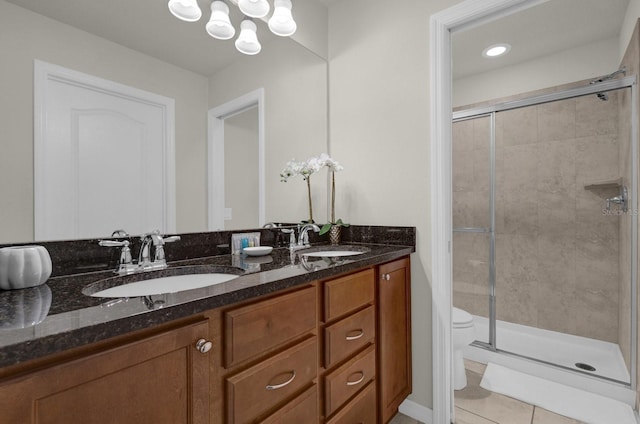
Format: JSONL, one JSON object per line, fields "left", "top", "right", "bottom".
{"left": 452, "top": 75, "right": 638, "bottom": 388}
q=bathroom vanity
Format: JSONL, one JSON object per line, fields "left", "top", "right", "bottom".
{"left": 0, "top": 227, "right": 414, "bottom": 424}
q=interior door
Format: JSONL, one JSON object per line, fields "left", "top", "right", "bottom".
{"left": 34, "top": 61, "right": 175, "bottom": 240}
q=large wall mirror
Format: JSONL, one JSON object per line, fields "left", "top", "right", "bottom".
{"left": 0, "top": 0, "right": 328, "bottom": 243}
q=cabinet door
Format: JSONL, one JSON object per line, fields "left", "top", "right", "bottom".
{"left": 0, "top": 319, "right": 211, "bottom": 424}
{"left": 378, "top": 257, "right": 412, "bottom": 424}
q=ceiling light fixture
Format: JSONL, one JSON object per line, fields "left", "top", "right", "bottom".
{"left": 482, "top": 43, "right": 511, "bottom": 58}
{"left": 268, "top": 0, "right": 297, "bottom": 36}
{"left": 168, "top": 0, "right": 203, "bottom": 22}
{"left": 206, "top": 1, "right": 235, "bottom": 40}
{"left": 235, "top": 19, "right": 262, "bottom": 55}
{"left": 238, "top": 0, "right": 270, "bottom": 18}
{"left": 169, "top": 0, "right": 296, "bottom": 55}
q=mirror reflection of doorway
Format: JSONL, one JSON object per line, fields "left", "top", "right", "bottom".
{"left": 224, "top": 107, "right": 259, "bottom": 230}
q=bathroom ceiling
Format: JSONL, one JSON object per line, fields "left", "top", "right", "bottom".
{"left": 5, "top": 0, "right": 282, "bottom": 76}
{"left": 453, "top": 0, "right": 630, "bottom": 80}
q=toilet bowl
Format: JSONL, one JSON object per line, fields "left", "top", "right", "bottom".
{"left": 453, "top": 307, "right": 475, "bottom": 390}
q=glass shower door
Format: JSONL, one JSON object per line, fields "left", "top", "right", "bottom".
{"left": 452, "top": 114, "right": 493, "bottom": 346}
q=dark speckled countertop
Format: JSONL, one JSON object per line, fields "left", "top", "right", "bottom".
{"left": 0, "top": 232, "right": 414, "bottom": 370}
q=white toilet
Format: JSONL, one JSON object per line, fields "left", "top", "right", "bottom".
{"left": 453, "top": 307, "right": 475, "bottom": 390}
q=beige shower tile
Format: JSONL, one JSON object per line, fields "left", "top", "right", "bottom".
{"left": 536, "top": 139, "right": 576, "bottom": 192}
{"left": 495, "top": 277, "right": 539, "bottom": 327}
{"left": 453, "top": 191, "right": 489, "bottom": 229}
{"left": 537, "top": 98, "right": 576, "bottom": 142}
{"left": 473, "top": 146, "right": 491, "bottom": 192}
{"left": 575, "top": 135, "right": 619, "bottom": 184}
{"left": 575, "top": 235, "right": 618, "bottom": 294}
{"left": 454, "top": 407, "right": 497, "bottom": 424}
{"left": 536, "top": 233, "right": 576, "bottom": 284}
{"left": 500, "top": 144, "right": 538, "bottom": 191}
{"left": 498, "top": 189, "right": 539, "bottom": 235}
{"left": 454, "top": 292, "right": 490, "bottom": 319}
{"left": 576, "top": 91, "right": 618, "bottom": 138}
{"left": 454, "top": 119, "right": 475, "bottom": 154}
{"left": 495, "top": 234, "right": 538, "bottom": 281}
{"left": 537, "top": 188, "right": 576, "bottom": 236}
{"left": 473, "top": 115, "right": 492, "bottom": 151}
{"left": 497, "top": 106, "right": 538, "bottom": 147}
{"left": 532, "top": 407, "right": 583, "bottom": 424}
{"left": 455, "top": 369, "right": 534, "bottom": 424}
{"left": 454, "top": 149, "right": 475, "bottom": 192}
{"left": 575, "top": 186, "right": 619, "bottom": 242}
{"left": 536, "top": 280, "right": 577, "bottom": 335}
{"left": 573, "top": 288, "right": 619, "bottom": 343}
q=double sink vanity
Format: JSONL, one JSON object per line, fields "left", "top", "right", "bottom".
{"left": 0, "top": 225, "right": 414, "bottom": 424}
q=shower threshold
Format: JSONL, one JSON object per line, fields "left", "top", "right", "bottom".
{"left": 465, "top": 315, "right": 635, "bottom": 406}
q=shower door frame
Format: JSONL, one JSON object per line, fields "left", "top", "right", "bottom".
{"left": 452, "top": 75, "right": 639, "bottom": 388}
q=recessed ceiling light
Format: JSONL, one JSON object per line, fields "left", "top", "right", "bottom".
{"left": 482, "top": 43, "right": 511, "bottom": 58}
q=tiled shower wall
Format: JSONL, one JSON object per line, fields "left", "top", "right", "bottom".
{"left": 453, "top": 91, "right": 626, "bottom": 345}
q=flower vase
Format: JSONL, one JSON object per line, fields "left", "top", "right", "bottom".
{"left": 329, "top": 225, "right": 341, "bottom": 245}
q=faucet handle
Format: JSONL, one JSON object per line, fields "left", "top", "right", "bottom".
{"left": 98, "top": 240, "right": 134, "bottom": 273}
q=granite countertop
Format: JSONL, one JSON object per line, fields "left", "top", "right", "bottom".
{"left": 0, "top": 242, "right": 413, "bottom": 370}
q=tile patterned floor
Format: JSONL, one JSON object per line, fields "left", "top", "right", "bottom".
{"left": 390, "top": 359, "right": 584, "bottom": 424}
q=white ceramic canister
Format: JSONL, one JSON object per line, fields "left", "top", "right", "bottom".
{"left": 0, "top": 245, "right": 52, "bottom": 290}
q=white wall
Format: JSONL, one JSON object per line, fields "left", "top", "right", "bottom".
{"left": 0, "top": 0, "right": 209, "bottom": 242}
{"left": 328, "top": 0, "right": 466, "bottom": 410}
{"left": 209, "top": 37, "right": 329, "bottom": 225}
{"left": 453, "top": 37, "right": 620, "bottom": 107}
{"left": 620, "top": 0, "right": 640, "bottom": 61}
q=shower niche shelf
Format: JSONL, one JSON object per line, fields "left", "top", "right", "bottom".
{"left": 584, "top": 178, "right": 622, "bottom": 190}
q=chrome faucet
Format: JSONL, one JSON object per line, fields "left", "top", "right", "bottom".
{"left": 605, "top": 185, "right": 628, "bottom": 213}
{"left": 139, "top": 230, "right": 181, "bottom": 271}
{"left": 100, "top": 230, "right": 180, "bottom": 274}
{"left": 297, "top": 223, "right": 320, "bottom": 248}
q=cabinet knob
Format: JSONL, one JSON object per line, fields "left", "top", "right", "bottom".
{"left": 382, "top": 273, "right": 390, "bottom": 281}
{"left": 195, "top": 338, "right": 213, "bottom": 354}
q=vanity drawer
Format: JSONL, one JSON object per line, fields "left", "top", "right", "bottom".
{"left": 324, "top": 344, "right": 375, "bottom": 417}
{"left": 224, "top": 286, "right": 316, "bottom": 367}
{"left": 261, "top": 385, "right": 318, "bottom": 424}
{"left": 324, "top": 305, "right": 375, "bottom": 368}
{"left": 326, "top": 381, "right": 376, "bottom": 424}
{"left": 226, "top": 337, "right": 318, "bottom": 424}
{"left": 323, "top": 269, "right": 374, "bottom": 322}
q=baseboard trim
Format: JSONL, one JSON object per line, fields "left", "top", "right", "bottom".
{"left": 398, "top": 399, "right": 434, "bottom": 424}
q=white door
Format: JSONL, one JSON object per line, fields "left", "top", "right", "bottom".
{"left": 34, "top": 61, "right": 175, "bottom": 240}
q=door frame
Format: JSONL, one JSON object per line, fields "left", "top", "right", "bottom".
{"left": 207, "top": 88, "right": 265, "bottom": 230}
{"left": 33, "top": 60, "right": 176, "bottom": 239}
{"left": 429, "top": 1, "right": 548, "bottom": 422}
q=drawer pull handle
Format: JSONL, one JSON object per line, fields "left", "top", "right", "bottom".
{"left": 346, "top": 371, "right": 365, "bottom": 386}
{"left": 266, "top": 371, "right": 296, "bottom": 390}
{"left": 345, "top": 329, "right": 365, "bottom": 341}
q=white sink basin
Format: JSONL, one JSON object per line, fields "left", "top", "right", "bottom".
{"left": 302, "top": 250, "right": 365, "bottom": 258}
{"left": 89, "top": 273, "right": 239, "bottom": 298}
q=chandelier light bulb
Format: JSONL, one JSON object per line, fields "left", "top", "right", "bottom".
{"left": 235, "top": 19, "right": 261, "bottom": 55}
{"left": 268, "top": 0, "right": 297, "bottom": 36}
{"left": 238, "top": 0, "right": 270, "bottom": 18}
{"left": 206, "top": 1, "right": 235, "bottom": 40}
{"left": 168, "top": 0, "right": 202, "bottom": 22}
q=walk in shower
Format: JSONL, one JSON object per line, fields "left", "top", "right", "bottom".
{"left": 452, "top": 76, "right": 638, "bottom": 397}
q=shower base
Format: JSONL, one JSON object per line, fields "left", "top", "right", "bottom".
{"left": 465, "top": 315, "right": 636, "bottom": 406}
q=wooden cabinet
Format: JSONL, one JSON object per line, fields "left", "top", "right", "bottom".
{"left": 0, "top": 318, "right": 211, "bottom": 424}
{"left": 216, "top": 285, "right": 319, "bottom": 424}
{"left": 0, "top": 255, "right": 412, "bottom": 424}
{"left": 378, "top": 257, "right": 412, "bottom": 424}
